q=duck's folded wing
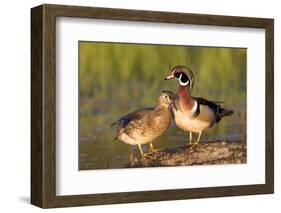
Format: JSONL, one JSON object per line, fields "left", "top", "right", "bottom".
{"left": 115, "top": 107, "right": 154, "bottom": 128}
{"left": 117, "top": 108, "right": 154, "bottom": 139}
{"left": 194, "top": 97, "right": 233, "bottom": 122}
{"left": 194, "top": 97, "right": 222, "bottom": 111}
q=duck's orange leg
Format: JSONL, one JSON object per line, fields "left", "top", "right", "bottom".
{"left": 189, "top": 131, "right": 193, "bottom": 145}
{"left": 149, "top": 142, "right": 162, "bottom": 153}
{"left": 149, "top": 142, "right": 155, "bottom": 152}
{"left": 192, "top": 131, "right": 202, "bottom": 146}
{"left": 197, "top": 131, "right": 202, "bottom": 142}
{"left": 137, "top": 144, "right": 144, "bottom": 157}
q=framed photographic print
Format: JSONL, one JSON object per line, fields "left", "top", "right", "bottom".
{"left": 31, "top": 4, "right": 274, "bottom": 208}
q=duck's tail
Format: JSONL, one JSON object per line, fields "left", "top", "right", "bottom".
{"left": 110, "top": 122, "right": 117, "bottom": 127}
{"left": 220, "top": 109, "right": 234, "bottom": 117}
{"left": 110, "top": 122, "right": 119, "bottom": 141}
{"left": 216, "top": 108, "right": 233, "bottom": 122}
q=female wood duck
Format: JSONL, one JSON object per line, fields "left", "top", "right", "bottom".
{"left": 111, "top": 90, "right": 174, "bottom": 156}
{"left": 165, "top": 65, "right": 233, "bottom": 145}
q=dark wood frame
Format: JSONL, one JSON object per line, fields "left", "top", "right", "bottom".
{"left": 31, "top": 4, "right": 274, "bottom": 208}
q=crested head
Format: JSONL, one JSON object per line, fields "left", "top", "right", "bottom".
{"left": 165, "top": 65, "right": 194, "bottom": 90}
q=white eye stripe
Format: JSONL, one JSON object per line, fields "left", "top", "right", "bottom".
{"left": 179, "top": 73, "right": 182, "bottom": 79}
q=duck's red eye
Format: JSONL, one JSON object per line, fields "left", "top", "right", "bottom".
{"left": 174, "top": 72, "right": 181, "bottom": 78}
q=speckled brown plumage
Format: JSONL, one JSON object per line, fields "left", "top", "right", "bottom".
{"left": 112, "top": 90, "right": 174, "bottom": 156}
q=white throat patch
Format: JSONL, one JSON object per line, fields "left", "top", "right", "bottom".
{"left": 190, "top": 100, "right": 198, "bottom": 116}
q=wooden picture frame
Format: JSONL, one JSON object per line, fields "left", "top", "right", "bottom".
{"left": 31, "top": 4, "right": 274, "bottom": 208}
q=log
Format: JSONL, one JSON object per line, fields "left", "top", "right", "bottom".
{"left": 126, "top": 141, "right": 246, "bottom": 168}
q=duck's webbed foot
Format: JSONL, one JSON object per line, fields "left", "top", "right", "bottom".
{"left": 137, "top": 144, "right": 152, "bottom": 158}
{"left": 142, "top": 152, "right": 152, "bottom": 157}
{"left": 191, "top": 141, "right": 199, "bottom": 147}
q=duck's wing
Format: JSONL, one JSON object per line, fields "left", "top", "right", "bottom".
{"left": 194, "top": 97, "right": 221, "bottom": 111}
{"left": 113, "top": 107, "right": 154, "bottom": 129}
{"left": 118, "top": 107, "right": 156, "bottom": 139}
{"left": 193, "top": 97, "right": 233, "bottom": 122}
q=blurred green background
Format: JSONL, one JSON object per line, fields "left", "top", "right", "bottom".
{"left": 79, "top": 41, "right": 247, "bottom": 170}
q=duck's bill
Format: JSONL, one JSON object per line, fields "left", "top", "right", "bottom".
{"left": 165, "top": 75, "right": 175, "bottom": 80}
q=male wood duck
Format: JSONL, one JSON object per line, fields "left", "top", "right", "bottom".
{"left": 165, "top": 65, "right": 233, "bottom": 145}
{"left": 111, "top": 90, "right": 174, "bottom": 156}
